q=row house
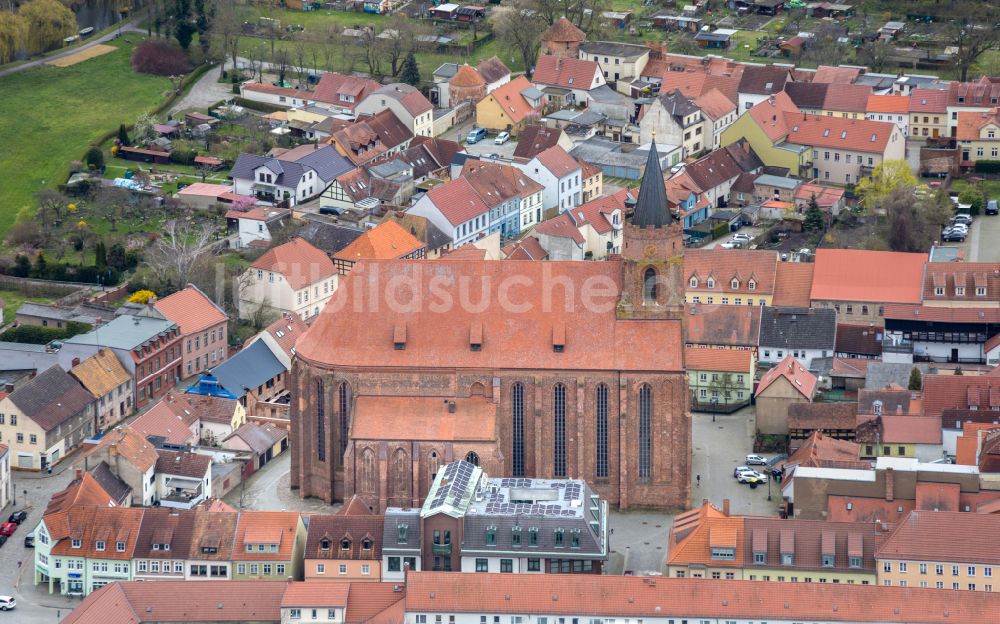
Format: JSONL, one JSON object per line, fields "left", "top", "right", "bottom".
{"left": 474, "top": 76, "right": 546, "bottom": 134}
{"left": 946, "top": 76, "right": 1000, "bottom": 137}
{"left": 638, "top": 89, "right": 706, "bottom": 157}
{"left": 68, "top": 348, "right": 132, "bottom": 434}
{"left": 737, "top": 64, "right": 791, "bottom": 111}
{"left": 683, "top": 248, "right": 779, "bottom": 307}
{"left": 685, "top": 347, "right": 756, "bottom": 409}
{"left": 0, "top": 365, "right": 95, "bottom": 471}
{"left": 531, "top": 54, "right": 607, "bottom": 106}
{"left": 866, "top": 94, "right": 910, "bottom": 136}
{"left": 511, "top": 145, "right": 583, "bottom": 213}
{"left": 462, "top": 160, "right": 545, "bottom": 237}
{"left": 758, "top": 306, "right": 837, "bottom": 369}
{"left": 332, "top": 221, "right": 426, "bottom": 276}
{"left": 311, "top": 72, "right": 382, "bottom": 116}
{"left": 909, "top": 88, "right": 949, "bottom": 139}
{"left": 957, "top": 107, "right": 1000, "bottom": 168}
{"left": 59, "top": 574, "right": 1000, "bottom": 624}
{"left": 63, "top": 308, "right": 183, "bottom": 408}
{"left": 304, "top": 496, "right": 383, "bottom": 581}
{"left": 355, "top": 83, "right": 433, "bottom": 138}
{"left": 667, "top": 500, "right": 879, "bottom": 584}
{"left": 877, "top": 510, "right": 999, "bottom": 592}
{"left": 674, "top": 139, "right": 763, "bottom": 208}
{"left": 810, "top": 248, "right": 926, "bottom": 327}
{"left": 578, "top": 41, "right": 650, "bottom": 91}
{"left": 381, "top": 460, "right": 609, "bottom": 580}
{"left": 190, "top": 340, "right": 289, "bottom": 424}
{"left": 329, "top": 109, "right": 414, "bottom": 167}
{"left": 531, "top": 188, "right": 628, "bottom": 260}
{"left": 154, "top": 285, "right": 229, "bottom": 379}
{"left": 36, "top": 505, "right": 306, "bottom": 596}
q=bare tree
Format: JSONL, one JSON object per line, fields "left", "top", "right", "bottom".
{"left": 92, "top": 187, "right": 133, "bottom": 232}
{"left": 884, "top": 186, "right": 918, "bottom": 252}
{"left": 210, "top": 0, "right": 244, "bottom": 74}
{"left": 491, "top": 1, "right": 545, "bottom": 77}
{"left": 947, "top": 9, "right": 1000, "bottom": 82}
{"left": 293, "top": 40, "right": 309, "bottom": 86}
{"left": 531, "top": 0, "right": 608, "bottom": 33}
{"left": 144, "top": 220, "right": 217, "bottom": 289}
{"left": 359, "top": 26, "right": 383, "bottom": 77}
{"left": 380, "top": 14, "right": 425, "bottom": 78}
{"left": 857, "top": 39, "right": 893, "bottom": 73}
{"left": 272, "top": 48, "right": 292, "bottom": 86}
{"left": 35, "top": 189, "right": 67, "bottom": 229}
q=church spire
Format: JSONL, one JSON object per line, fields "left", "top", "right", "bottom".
{"left": 631, "top": 139, "right": 671, "bottom": 228}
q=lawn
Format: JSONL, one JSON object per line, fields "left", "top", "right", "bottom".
{"left": 0, "top": 288, "right": 59, "bottom": 325}
{"left": 0, "top": 38, "right": 172, "bottom": 235}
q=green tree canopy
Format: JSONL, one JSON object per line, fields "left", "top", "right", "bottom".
{"left": 18, "top": 0, "right": 77, "bottom": 55}
{"left": 854, "top": 160, "right": 916, "bottom": 214}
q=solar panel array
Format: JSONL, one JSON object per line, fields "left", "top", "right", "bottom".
{"left": 563, "top": 483, "right": 582, "bottom": 501}
{"left": 428, "top": 460, "right": 477, "bottom": 510}
{"left": 499, "top": 478, "right": 533, "bottom": 488}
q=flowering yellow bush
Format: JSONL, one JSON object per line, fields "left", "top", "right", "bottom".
{"left": 128, "top": 290, "right": 156, "bottom": 304}
{"left": 67, "top": 203, "right": 77, "bottom": 212}
{"left": 76, "top": 220, "right": 88, "bottom": 230}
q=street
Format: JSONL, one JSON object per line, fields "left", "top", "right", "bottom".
{"left": 958, "top": 212, "right": 1000, "bottom": 262}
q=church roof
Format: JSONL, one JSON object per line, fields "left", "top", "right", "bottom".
{"left": 631, "top": 139, "right": 671, "bottom": 228}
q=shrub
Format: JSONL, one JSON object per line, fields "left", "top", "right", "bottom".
{"left": 0, "top": 321, "right": 92, "bottom": 344}
{"left": 169, "top": 148, "right": 197, "bottom": 165}
{"left": 128, "top": 289, "right": 157, "bottom": 303}
{"left": 84, "top": 146, "right": 104, "bottom": 171}
{"left": 131, "top": 39, "right": 193, "bottom": 76}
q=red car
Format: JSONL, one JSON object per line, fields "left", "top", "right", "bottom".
{"left": 0, "top": 523, "right": 16, "bottom": 537}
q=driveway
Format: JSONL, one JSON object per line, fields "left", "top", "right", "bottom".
{"left": 960, "top": 213, "right": 1000, "bottom": 262}
{"left": 170, "top": 65, "right": 233, "bottom": 115}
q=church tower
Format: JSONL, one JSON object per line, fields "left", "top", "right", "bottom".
{"left": 619, "top": 139, "right": 685, "bottom": 317}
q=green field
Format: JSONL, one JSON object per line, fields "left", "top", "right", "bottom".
{"left": 0, "top": 288, "right": 59, "bottom": 325}
{"left": 0, "top": 39, "right": 172, "bottom": 234}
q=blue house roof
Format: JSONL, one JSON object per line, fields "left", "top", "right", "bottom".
{"left": 190, "top": 341, "right": 284, "bottom": 399}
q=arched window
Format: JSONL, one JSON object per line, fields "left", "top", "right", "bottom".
{"left": 643, "top": 268, "right": 658, "bottom": 303}
{"left": 390, "top": 448, "right": 409, "bottom": 499}
{"left": 316, "top": 380, "right": 325, "bottom": 462}
{"left": 638, "top": 384, "right": 652, "bottom": 482}
{"left": 512, "top": 382, "right": 525, "bottom": 477}
{"left": 554, "top": 383, "right": 566, "bottom": 477}
{"left": 595, "top": 383, "right": 608, "bottom": 479}
{"left": 360, "top": 448, "right": 377, "bottom": 496}
{"left": 338, "top": 382, "right": 350, "bottom": 462}
{"left": 465, "top": 451, "right": 480, "bottom": 466}
{"left": 428, "top": 451, "right": 440, "bottom": 481}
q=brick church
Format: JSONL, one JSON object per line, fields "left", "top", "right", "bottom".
{"left": 290, "top": 142, "right": 691, "bottom": 511}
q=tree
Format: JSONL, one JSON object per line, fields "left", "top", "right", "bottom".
{"left": 272, "top": 48, "right": 291, "bottom": 86}
{"left": 908, "top": 367, "right": 922, "bottom": 391}
{"left": 857, "top": 39, "right": 892, "bottom": 74}
{"left": 210, "top": 0, "right": 243, "bottom": 74}
{"left": 143, "top": 220, "right": 216, "bottom": 289}
{"left": 490, "top": 1, "right": 545, "bottom": 78}
{"left": 117, "top": 124, "right": 130, "bottom": 147}
{"left": 946, "top": 7, "right": 1000, "bottom": 82}
{"left": 194, "top": 0, "right": 212, "bottom": 59}
{"left": 12, "top": 254, "right": 30, "bottom": 277}
{"left": 955, "top": 366, "right": 964, "bottom": 376}
{"left": 531, "top": 0, "right": 608, "bottom": 33}
{"left": 380, "top": 14, "right": 425, "bottom": 78}
{"left": 173, "top": 0, "right": 195, "bottom": 50}
{"left": 17, "top": 0, "right": 76, "bottom": 55}
{"left": 803, "top": 193, "right": 824, "bottom": 232}
{"left": 958, "top": 188, "right": 984, "bottom": 215}
{"left": 107, "top": 243, "right": 129, "bottom": 272}
{"left": 128, "top": 289, "right": 157, "bottom": 303}
{"left": 94, "top": 240, "right": 108, "bottom": 269}
{"left": 884, "top": 185, "right": 919, "bottom": 252}
{"left": 0, "top": 11, "right": 26, "bottom": 65}
{"left": 916, "top": 190, "right": 954, "bottom": 238}
{"left": 358, "top": 26, "right": 383, "bottom": 77}
{"left": 854, "top": 159, "right": 917, "bottom": 214}
{"left": 84, "top": 146, "right": 105, "bottom": 171}
{"left": 132, "top": 113, "right": 159, "bottom": 146}
{"left": 400, "top": 51, "right": 420, "bottom": 86}
{"left": 33, "top": 251, "right": 47, "bottom": 278}
{"left": 132, "top": 38, "right": 193, "bottom": 75}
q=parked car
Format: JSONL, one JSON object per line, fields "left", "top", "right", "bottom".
{"left": 467, "top": 127, "right": 487, "bottom": 144}
{"left": 737, "top": 469, "right": 767, "bottom": 484}
{"left": 987, "top": 200, "right": 999, "bottom": 215}
{"left": 0, "top": 596, "right": 15, "bottom": 611}
{"left": 7, "top": 511, "right": 26, "bottom": 525}
{"left": 746, "top": 454, "right": 767, "bottom": 465}
{"left": 952, "top": 214, "right": 973, "bottom": 226}
{"left": 942, "top": 228, "right": 967, "bottom": 242}
{"left": 494, "top": 131, "right": 510, "bottom": 145}
{"left": 733, "top": 465, "right": 751, "bottom": 478}
{"left": 23, "top": 534, "right": 33, "bottom": 548}
{"left": 732, "top": 233, "right": 752, "bottom": 243}
{"left": 318, "top": 206, "right": 340, "bottom": 216}
{"left": 0, "top": 523, "right": 16, "bottom": 537}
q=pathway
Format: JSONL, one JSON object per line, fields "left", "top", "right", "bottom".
{"left": 170, "top": 65, "right": 232, "bottom": 114}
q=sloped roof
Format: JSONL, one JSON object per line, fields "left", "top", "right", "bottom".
{"left": 313, "top": 72, "right": 381, "bottom": 108}
{"left": 784, "top": 81, "right": 829, "bottom": 109}
{"left": 685, "top": 248, "right": 779, "bottom": 295}
{"left": 772, "top": 262, "right": 815, "bottom": 307}
{"left": 810, "top": 249, "right": 925, "bottom": 304}
{"left": 450, "top": 64, "right": 486, "bottom": 88}
{"left": 812, "top": 65, "right": 862, "bottom": 84}
{"left": 747, "top": 91, "right": 799, "bottom": 142}
{"left": 88, "top": 425, "right": 160, "bottom": 472}
{"left": 154, "top": 284, "right": 227, "bottom": 335}
{"left": 253, "top": 312, "right": 309, "bottom": 360}
{"left": 298, "top": 221, "right": 364, "bottom": 256}
{"left": 877, "top": 510, "right": 1000, "bottom": 565}
{"left": 738, "top": 65, "right": 790, "bottom": 96}
{"left": 371, "top": 83, "right": 433, "bottom": 116}
{"left": 908, "top": 88, "right": 948, "bottom": 113}
{"left": 129, "top": 393, "right": 199, "bottom": 445}
{"left": 424, "top": 176, "right": 490, "bottom": 226}
{"left": 513, "top": 125, "right": 565, "bottom": 160}
{"left": 225, "top": 422, "right": 287, "bottom": 455}
{"left": 155, "top": 450, "right": 212, "bottom": 478}
{"left": 759, "top": 306, "right": 837, "bottom": 350}
{"left": 534, "top": 212, "right": 585, "bottom": 245}
{"left": 684, "top": 347, "right": 753, "bottom": 373}
{"left": 502, "top": 236, "right": 549, "bottom": 260}
{"left": 756, "top": 354, "right": 817, "bottom": 399}
{"left": 821, "top": 83, "right": 872, "bottom": 113}
{"left": 69, "top": 348, "right": 131, "bottom": 399}
{"left": 251, "top": 237, "right": 336, "bottom": 290}
{"left": 867, "top": 94, "right": 910, "bottom": 114}
{"left": 210, "top": 340, "right": 285, "bottom": 399}
{"left": 694, "top": 88, "right": 737, "bottom": 120}
{"left": 836, "top": 324, "right": 883, "bottom": 357}
{"left": 9, "top": 365, "right": 94, "bottom": 431}
{"left": 476, "top": 56, "right": 511, "bottom": 84}
{"left": 784, "top": 112, "right": 897, "bottom": 152}
{"left": 533, "top": 55, "right": 602, "bottom": 90}
{"left": 334, "top": 220, "right": 425, "bottom": 262}
{"left": 956, "top": 108, "right": 1000, "bottom": 142}
{"left": 685, "top": 303, "right": 762, "bottom": 347}
{"left": 631, "top": 140, "right": 670, "bottom": 228}
{"left": 482, "top": 76, "right": 540, "bottom": 124}
{"left": 535, "top": 145, "right": 581, "bottom": 178}
{"left": 541, "top": 16, "right": 585, "bottom": 43}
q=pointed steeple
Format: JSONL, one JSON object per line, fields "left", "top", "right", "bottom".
{"left": 631, "top": 139, "right": 671, "bottom": 228}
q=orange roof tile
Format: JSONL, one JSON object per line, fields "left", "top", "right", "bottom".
{"left": 254, "top": 311, "right": 308, "bottom": 359}
{"left": 772, "top": 262, "right": 815, "bottom": 307}
{"left": 69, "top": 348, "right": 131, "bottom": 399}
{"left": 541, "top": 17, "right": 585, "bottom": 43}
{"left": 233, "top": 510, "right": 302, "bottom": 561}
{"left": 532, "top": 55, "right": 602, "bottom": 90}
{"left": 956, "top": 107, "right": 1000, "bottom": 142}
{"left": 684, "top": 347, "right": 753, "bottom": 373}
{"left": 450, "top": 64, "right": 486, "bottom": 88}
{"left": 424, "top": 176, "right": 490, "bottom": 227}
{"left": 535, "top": 145, "right": 581, "bottom": 178}
{"left": 783, "top": 112, "right": 898, "bottom": 153}
{"left": 820, "top": 83, "right": 872, "bottom": 113}
{"left": 345, "top": 583, "right": 406, "bottom": 623}
{"left": 334, "top": 221, "right": 424, "bottom": 262}
{"left": 154, "top": 285, "right": 228, "bottom": 335}
{"left": 296, "top": 259, "right": 684, "bottom": 372}
{"left": 693, "top": 88, "right": 737, "bottom": 121}
{"left": 82, "top": 425, "right": 159, "bottom": 472}
{"left": 44, "top": 472, "right": 117, "bottom": 518}
{"left": 747, "top": 92, "right": 799, "bottom": 142}
{"left": 128, "top": 394, "right": 199, "bottom": 445}
{"left": 810, "top": 249, "right": 926, "bottom": 304}
{"left": 812, "top": 65, "right": 862, "bottom": 84}
{"left": 534, "top": 212, "right": 585, "bottom": 245}
{"left": 251, "top": 237, "right": 336, "bottom": 290}
{"left": 282, "top": 581, "right": 351, "bottom": 607}
{"left": 482, "top": 76, "right": 541, "bottom": 125}
{"left": 908, "top": 88, "right": 948, "bottom": 114}
{"left": 685, "top": 304, "right": 762, "bottom": 347}
{"left": 756, "top": 354, "right": 817, "bottom": 399}
{"left": 866, "top": 94, "right": 910, "bottom": 114}
{"left": 877, "top": 510, "right": 1000, "bottom": 565}
{"left": 352, "top": 395, "right": 495, "bottom": 441}
{"left": 684, "top": 248, "right": 779, "bottom": 295}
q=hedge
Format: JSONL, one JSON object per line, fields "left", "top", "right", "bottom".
{"left": 974, "top": 160, "right": 1000, "bottom": 173}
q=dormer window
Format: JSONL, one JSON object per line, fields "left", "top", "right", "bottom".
{"left": 246, "top": 544, "right": 254, "bottom": 553}
{"left": 957, "top": 286, "right": 965, "bottom": 296}
{"left": 485, "top": 526, "right": 496, "bottom": 545}
{"left": 935, "top": 287, "right": 944, "bottom": 296}
{"left": 362, "top": 539, "right": 372, "bottom": 551}
{"left": 731, "top": 279, "right": 740, "bottom": 289}
{"left": 397, "top": 524, "right": 408, "bottom": 544}
{"left": 117, "top": 541, "right": 126, "bottom": 552}
{"left": 690, "top": 277, "right": 698, "bottom": 288}
{"left": 977, "top": 287, "right": 987, "bottom": 296}
{"left": 72, "top": 539, "right": 81, "bottom": 549}
{"left": 823, "top": 554, "right": 835, "bottom": 567}
{"left": 96, "top": 540, "right": 106, "bottom": 552}
{"left": 341, "top": 539, "right": 351, "bottom": 551}
{"left": 707, "top": 279, "right": 715, "bottom": 289}
{"left": 511, "top": 526, "right": 522, "bottom": 546}
{"left": 554, "top": 528, "right": 564, "bottom": 547}
{"left": 748, "top": 280, "right": 756, "bottom": 291}
{"left": 320, "top": 539, "right": 330, "bottom": 551}
{"left": 873, "top": 400, "right": 883, "bottom": 416}
{"left": 712, "top": 547, "right": 736, "bottom": 560}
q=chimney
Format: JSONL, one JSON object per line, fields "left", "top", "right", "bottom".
{"left": 896, "top": 405, "right": 903, "bottom": 415}
{"left": 447, "top": 401, "right": 456, "bottom": 414}
{"left": 72, "top": 357, "right": 80, "bottom": 367}
{"left": 75, "top": 468, "right": 82, "bottom": 480}
{"left": 702, "top": 498, "right": 709, "bottom": 506}
{"left": 884, "top": 467, "right": 894, "bottom": 502}
{"left": 722, "top": 499, "right": 730, "bottom": 516}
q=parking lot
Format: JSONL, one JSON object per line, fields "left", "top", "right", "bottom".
{"left": 959, "top": 212, "right": 1000, "bottom": 262}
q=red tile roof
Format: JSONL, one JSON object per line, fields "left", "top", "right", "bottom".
{"left": 947, "top": 76, "right": 1000, "bottom": 108}
{"left": 684, "top": 304, "right": 762, "bottom": 347}
{"left": 513, "top": 125, "right": 565, "bottom": 160}
{"left": 772, "top": 261, "right": 815, "bottom": 307}
{"left": 747, "top": 92, "right": 799, "bottom": 142}
{"left": 867, "top": 94, "right": 910, "bottom": 114}
{"left": 296, "top": 259, "right": 684, "bottom": 372}
{"left": 502, "top": 236, "right": 549, "bottom": 261}
{"left": 921, "top": 373, "right": 1000, "bottom": 418}
{"left": 835, "top": 323, "right": 883, "bottom": 356}
{"left": 820, "top": 83, "right": 873, "bottom": 113}
{"left": 793, "top": 183, "right": 844, "bottom": 207}
{"left": 657, "top": 72, "right": 741, "bottom": 108}
{"left": 883, "top": 304, "right": 1000, "bottom": 324}
{"left": 783, "top": 112, "right": 898, "bottom": 153}
{"left": 314, "top": 72, "right": 382, "bottom": 109}
{"left": 345, "top": 583, "right": 406, "bottom": 623}
{"left": 252, "top": 312, "right": 308, "bottom": 359}
{"left": 908, "top": 88, "right": 948, "bottom": 114}
{"left": 757, "top": 354, "right": 817, "bottom": 399}
{"left": 424, "top": 177, "right": 490, "bottom": 226}
{"left": 541, "top": 17, "right": 585, "bottom": 43}
{"left": 535, "top": 145, "right": 581, "bottom": 178}
{"left": 533, "top": 212, "right": 585, "bottom": 245}
{"left": 810, "top": 249, "right": 926, "bottom": 304}
{"left": 693, "top": 88, "right": 736, "bottom": 120}
{"left": 532, "top": 55, "right": 602, "bottom": 90}
{"left": 684, "top": 347, "right": 753, "bottom": 372}
{"left": 334, "top": 221, "right": 424, "bottom": 262}
{"left": 812, "top": 65, "right": 861, "bottom": 84}
{"left": 922, "top": 261, "right": 1000, "bottom": 302}
{"left": 251, "top": 237, "right": 336, "bottom": 290}
{"left": 352, "top": 395, "right": 495, "bottom": 442}
{"left": 372, "top": 83, "right": 433, "bottom": 116}
{"left": 129, "top": 393, "right": 199, "bottom": 445}
{"left": 877, "top": 510, "right": 1000, "bottom": 565}
{"left": 154, "top": 285, "right": 227, "bottom": 335}
{"left": 403, "top": 572, "right": 999, "bottom": 623}
{"left": 282, "top": 581, "right": 351, "bottom": 607}
{"left": 233, "top": 510, "right": 302, "bottom": 561}
{"left": 684, "top": 248, "right": 779, "bottom": 295}
{"left": 956, "top": 107, "right": 1000, "bottom": 142}
{"left": 482, "top": 76, "right": 542, "bottom": 124}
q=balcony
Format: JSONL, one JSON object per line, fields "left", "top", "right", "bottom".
{"left": 431, "top": 543, "right": 452, "bottom": 555}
